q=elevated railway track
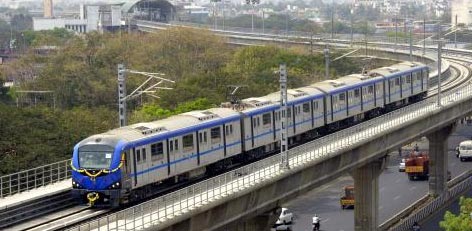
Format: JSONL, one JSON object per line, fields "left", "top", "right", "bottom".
{"left": 1, "top": 24, "right": 472, "bottom": 230}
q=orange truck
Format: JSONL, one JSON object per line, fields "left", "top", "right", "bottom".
{"left": 405, "top": 151, "right": 429, "bottom": 180}
{"left": 340, "top": 186, "right": 355, "bottom": 209}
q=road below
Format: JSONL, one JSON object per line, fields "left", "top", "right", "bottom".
{"left": 278, "top": 123, "right": 472, "bottom": 231}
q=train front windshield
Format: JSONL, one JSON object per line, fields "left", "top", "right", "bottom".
{"left": 78, "top": 145, "right": 114, "bottom": 169}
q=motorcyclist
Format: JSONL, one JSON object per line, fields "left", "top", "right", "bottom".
{"left": 312, "top": 214, "right": 320, "bottom": 231}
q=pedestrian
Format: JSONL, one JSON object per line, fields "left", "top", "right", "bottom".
{"left": 412, "top": 221, "right": 421, "bottom": 231}
{"left": 414, "top": 143, "right": 419, "bottom": 152}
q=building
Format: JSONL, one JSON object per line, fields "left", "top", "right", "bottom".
{"left": 43, "top": 0, "right": 53, "bottom": 18}
{"left": 33, "top": 3, "right": 122, "bottom": 33}
{"left": 451, "top": 0, "right": 472, "bottom": 26}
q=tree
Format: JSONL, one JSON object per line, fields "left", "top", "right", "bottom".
{"left": 440, "top": 196, "right": 472, "bottom": 231}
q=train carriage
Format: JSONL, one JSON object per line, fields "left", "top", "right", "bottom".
{"left": 71, "top": 61, "right": 430, "bottom": 207}
{"left": 72, "top": 108, "right": 242, "bottom": 206}
{"left": 369, "top": 62, "right": 428, "bottom": 109}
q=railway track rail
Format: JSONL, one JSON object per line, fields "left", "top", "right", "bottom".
{"left": 0, "top": 190, "right": 76, "bottom": 230}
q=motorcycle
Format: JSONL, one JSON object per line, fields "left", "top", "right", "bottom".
{"left": 312, "top": 216, "right": 320, "bottom": 231}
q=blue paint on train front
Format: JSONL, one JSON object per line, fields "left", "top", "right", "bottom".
{"left": 71, "top": 141, "right": 126, "bottom": 190}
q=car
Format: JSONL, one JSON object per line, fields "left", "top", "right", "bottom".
{"left": 458, "top": 141, "right": 472, "bottom": 161}
{"left": 398, "top": 158, "right": 406, "bottom": 172}
{"left": 275, "top": 208, "right": 293, "bottom": 225}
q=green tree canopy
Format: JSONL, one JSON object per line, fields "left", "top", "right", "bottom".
{"left": 440, "top": 196, "right": 472, "bottom": 231}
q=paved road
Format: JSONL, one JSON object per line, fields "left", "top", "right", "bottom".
{"left": 276, "top": 123, "right": 472, "bottom": 231}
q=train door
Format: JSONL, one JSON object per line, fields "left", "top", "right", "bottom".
{"left": 123, "top": 150, "right": 133, "bottom": 190}
{"left": 198, "top": 129, "right": 212, "bottom": 165}
{"left": 168, "top": 138, "right": 179, "bottom": 177}
{"left": 180, "top": 133, "right": 196, "bottom": 174}
{"left": 150, "top": 141, "right": 167, "bottom": 182}
{"left": 135, "top": 146, "right": 150, "bottom": 187}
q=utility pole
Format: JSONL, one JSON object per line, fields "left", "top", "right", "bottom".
{"left": 117, "top": 64, "right": 175, "bottom": 127}
{"left": 437, "top": 23, "right": 442, "bottom": 107}
{"left": 423, "top": 18, "right": 426, "bottom": 56}
{"left": 409, "top": 28, "right": 412, "bottom": 61}
{"left": 279, "top": 63, "right": 290, "bottom": 170}
{"left": 223, "top": 0, "right": 225, "bottom": 31}
{"left": 262, "top": 10, "right": 265, "bottom": 34}
{"left": 455, "top": 14, "right": 458, "bottom": 48}
{"left": 324, "top": 47, "right": 329, "bottom": 80}
{"left": 331, "top": 0, "right": 334, "bottom": 40}
{"left": 118, "top": 64, "right": 127, "bottom": 127}
{"left": 395, "top": 14, "right": 398, "bottom": 52}
{"left": 437, "top": 39, "right": 442, "bottom": 107}
{"left": 251, "top": 4, "right": 254, "bottom": 32}
{"left": 350, "top": 8, "right": 354, "bottom": 47}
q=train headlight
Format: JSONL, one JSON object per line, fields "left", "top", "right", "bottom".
{"left": 108, "top": 181, "right": 121, "bottom": 189}
{"left": 72, "top": 181, "right": 82, "bottom": 189}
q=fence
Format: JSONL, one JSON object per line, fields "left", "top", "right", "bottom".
{"left": 0, "top": 159, "right": 72, "bottom": 198}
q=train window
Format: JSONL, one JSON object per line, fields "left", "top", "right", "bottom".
{"left": 287, "top": 108, "right": 292, "bottom": 118}
{"left": 142, "top": 148, "right": 146, "bottom": 161}
{"left": 406, "top": 75, "right": 411, "bottom": 83}
{"left": 298, "top": 106, "right": 301, "bottom": 114}
{"left": 354, "top": 89, "right": 360, "bottom": 98}
{"left": 230, "top": 124, "right": 233, "bottom": 134}
{"left": 303, "top": 103, "right": 310, "bottom": 113}
{"left": 136, "top": 149, "right": 141, "bottom": 162}
{"left": 226, "top": 125, "right": 229, "bottom": 135}
{"left": 395, "top": 78, "right": 400, "bottom": 86}
{"left": 257, "top": 118, "right": 260, "bottom": 126}
{"left": 313, "top": 101, "right": 319, "bottom": 110}
{"left": 253, "top": 118, "right": 257, "bottom": 128}
{"left": 183, "top": 134, "right": 194, "bottom": 150}
{"left": 339, "top": 93, "right": 345, "bottom": 101}
{"left": 211, "top": 127, "right": 221, "bottom": 143}
{"left": 263, "top": 113, "right": 271, "bottom": 125}
{"left": 175, "top": 140, "right": 179, "bottom": 151}
{"left": 170, "top": 141, "right": 173, "bottom": 152}
{"left": 368, "top": 86, "right": 374, "bottom": 94}
{"left": 204, "top": 132, "right": 207, "bottom": 143}
{"left": 199, "top": 133, "right": 203, "bottom": 142}
{"left": 151, "top": 143, "right": 164, "bottom": 160}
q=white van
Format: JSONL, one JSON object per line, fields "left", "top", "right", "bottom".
{"left": 458, "top": 141, "right": 472, "bottom": 162}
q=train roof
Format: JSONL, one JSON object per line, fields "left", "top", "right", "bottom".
{"left": 369, "top": 61, "right": 426, "bottom": 77}
{"left": 264, "top": 87, "right": 324, "bottom": 103}
{"left": 95, "top": 108, "right": 241, "bottom": 142}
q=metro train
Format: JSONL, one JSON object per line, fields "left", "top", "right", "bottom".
{"left": 71, "top": 61, "right": 429, "bottom": 207}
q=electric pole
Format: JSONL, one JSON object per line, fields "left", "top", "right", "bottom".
{"left": 279, "top": 63, "right": 289, "bottom": 170}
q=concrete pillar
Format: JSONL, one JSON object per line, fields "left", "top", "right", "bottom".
{"left": 352, "top": 157, "right": 386, "bottom": 231}
{"left": 426, "top": 124, "right": 454, "bottom": 197}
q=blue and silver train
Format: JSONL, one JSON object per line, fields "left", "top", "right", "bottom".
{"left": 71, "top": 61, "right": 429, "bottom": 206}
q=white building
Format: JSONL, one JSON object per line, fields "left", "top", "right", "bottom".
{"left": 33, "top": 3, "right": 122, "bottom": 33}
{"left": 451, "top": 0, "right": 472, "bottom": 25}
